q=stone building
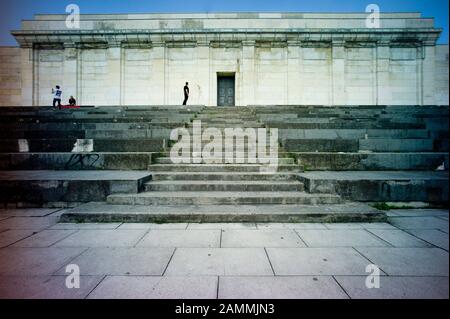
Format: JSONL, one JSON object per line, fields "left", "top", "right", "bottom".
{"left": 0, "top": 12, "right": 448, "bottom": 106}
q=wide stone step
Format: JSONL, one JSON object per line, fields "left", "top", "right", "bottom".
{"left": 107, "top": 191, "right": 342, "bottom": 205}
{"left": 154, "top": 157, "right": 295, "bottom": 165}
{"left": 147, "top": 164, "right": 302, "bottom": 172}
{"left": 278, "top": 129, "right": 430, "bottom": 140}
{"left": 0, "top": 170, "right": 151, "bottom": 206}
{"left": 0, "top": 152, "right": 154, "bottom": 170}
{"left": 60, "top": 202, "right": 385, "bottom": 223}
{"left": 359, "top": 139, "right": 435, "bottom": 152}
{"left": 293, "top": 152, "right": 449, "bottom": 171}
{"left": 0, "top": 139, "right": 165, "bottom": 153}
{"left": 298, "top": 171, "right": 449, "bottom": 203}
{"left": 283, "top": 139, "right": 359, "bottom": 152}
{"left": 0, "top": 130, "right": 86, "bottom": 139}
{"left": 144, "top": 180, "right": 304, "bottom": 192}
{"left": 152, "top": 172, "right": 299, "bottom": 181}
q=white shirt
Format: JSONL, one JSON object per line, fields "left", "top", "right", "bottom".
{"left": 53, "top": 88, "right": 62, "bottom": 99}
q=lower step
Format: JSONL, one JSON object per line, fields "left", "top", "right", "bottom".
{"left": 298, "top": 170, "right": 449, "bottom": 203}
{"left": 59, "top": 202, "right": 386, "bottom": 223}
{"left": 144, "top": 180, "right": 304, "bottom": 192}
{"left": 107, "top": 191, "right": 342, "bottom": 205}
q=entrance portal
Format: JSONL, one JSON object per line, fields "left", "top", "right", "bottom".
{"left": 217, "top": 74, "right": 235, "bottom": 106}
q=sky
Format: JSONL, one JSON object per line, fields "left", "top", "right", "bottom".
{"left": 0, "top": 0, "right": 448, "bottom": 46}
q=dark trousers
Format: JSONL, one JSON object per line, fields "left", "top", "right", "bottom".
{"left": 183, "top": 95, "right": 188, "bottom": 105}
{"left": 53, "top": 98, "right": 62, "bottom": 109}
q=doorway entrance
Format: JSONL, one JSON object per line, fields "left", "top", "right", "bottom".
{"left": 217, "top": 74, "right": 235, "bottom": 106}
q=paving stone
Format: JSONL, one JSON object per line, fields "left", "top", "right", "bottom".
{"left": 357, "top": 223, "right": 399, "bottom": 230}
{"left": 219, "top": 276, "right": 348, "bottom": 299}
{"left": 323, "top": 223, "right": 368, "bottom": 229}
{"left": 12, "top": 230, "right": 78, "bottom": 248}
{"left": 366, "top": 229, "right": 430, "bottom": 247}
{"left": 0, "top": 209, "right": 60, "bottom": 217}
{"left": 389, "top": 217, "right": 449, "bottom": 231}
{"left": 56, "top": 248, "right": 174, "bottom": 276}
{"left": 407, "top": 229, "right": 449, "bottom": 250}
{"left": 0, "top": 229, "right": 35, "bottom": 248}
{"left": 356, "top": 247, "right": 449, "bottom": 276}
{"left": 0, "top": 217, "right": 57, "bottom": 231}
{"left": 165, "top": 248, "right": 273, "bottom": 276}
{"left": 88, "top": 276, "right": 218, "bottom": 299}
{"left": 0, "top": 247, "right": 86, "bottom": 275}
{"left": 221, "top": 230, "right": 305, "bottom": 248}
{"left": 388, "top": 209, "right": 449, "bottom": 218}
{"left": 137, "top": 230, "right": 220, "bottom": 248}
{"left": 295, "top": 230, "right": 388, "bottom": 247}
{"left": 54, "top": 230, "right": 147, "bottom": 247}
{"left": 258, "top": 223, "right": 327, "bottom": 230}
{"left": 118, "top": 223, "right": 188, "bottom": 230}
{"left": 0, "top": 275, "right": 103, "bottom": 299}
{"left": 188, "top": 223, "right": 256, "bottom": 230}
{"left": 50, "top": 223, "right": 122, "bottom": 230}
{"left": 335, "top": 276, "right": 449, "bottom": 299}
{"left": 266, "top": 248, "right": 373, "bottom": 276}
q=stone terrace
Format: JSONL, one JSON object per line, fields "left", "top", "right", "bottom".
{"left": 0, "top": 208, "right": 447, "bottom": 298}
{"left": 0, "top": 105, "right": 448, "bottom": 223}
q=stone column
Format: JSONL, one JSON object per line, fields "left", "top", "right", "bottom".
{"left": 197, "top": 40, "right": 210, "bottom": 106}
{"left": 287, "top": 40, "right": 301, "bottom": 105}
{"left": 241, "top": 40, "right": 256, "bottom": 106}
{"left": 331, "top": 40, "right": 346, "bottom": 105}
{"left": 105, "top": 43, "right": 122, "bottom": 105}
{"left": 152, "top": 41, "right": 166, "bottom": 105}
{"left": 62, "top": 43, "right": 78, "bottom": 104}
{"left": 20, "top": 47, "right": 33, "bottom": 106}
{"left": 376, "top": 41, "right": 391, "bottom": 105}
{"left": 422, "top": 42, "right": 436, "bottom": 105}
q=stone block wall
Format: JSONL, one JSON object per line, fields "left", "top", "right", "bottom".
{"left": 0, "top": 47, "right": 22, "bottom": 106}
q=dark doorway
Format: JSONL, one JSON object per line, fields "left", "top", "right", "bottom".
{"left": 217, "top": 74, "right": 235, "bottom": 106}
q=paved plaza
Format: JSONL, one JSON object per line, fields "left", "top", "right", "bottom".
{"left": 0, "top": 207, "right": 447, "bottom": 299}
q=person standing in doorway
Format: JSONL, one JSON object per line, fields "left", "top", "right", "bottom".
{"left": 52, "top": 85, "right": 62, "bottom": 110}
{"left": 183, "top": 82, "right": 189, "bottom": 105}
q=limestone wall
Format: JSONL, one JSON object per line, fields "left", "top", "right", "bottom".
{"left": 0, "top": 47, "right": 22, "bottom": 106}
{"left": 435, "top": 45, "right": 449, "bottom": 105}
{"left": 4, "top": 12, "right": 449, "bottom": 106}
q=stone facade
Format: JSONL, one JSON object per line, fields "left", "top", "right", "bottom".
{"left": 1, "top": 12, "right": 448, "bottom": 106}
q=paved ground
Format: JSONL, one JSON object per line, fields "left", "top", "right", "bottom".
{"left": 0, "top": 207, "right": 448, "bottom": 299}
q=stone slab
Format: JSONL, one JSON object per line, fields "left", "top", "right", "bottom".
{"left": 366, "top": 229, "right": 430, "bottom": 247}
{"left": 88, "top": 276, "right": 218, "bottom": 299}
{"left": 219, "top": 276, "right": 348, "bottom": 299}
{"left": 221, "top": 230, "right": 305, "bottom": 248}
{"left": 187, "top": 223, "right": 256, "bottom": 230}
{"left": 0, "top": 229, "right": 35, "bottom": 248}
{"left": 0, "top": 216, "right": 57, "bottom": 231}
{"left": 137, "top": 230, "right": 221, "bottom": 248}
{"left": 0, "top": 275, "right": 103, "bottom": 299}
{"left": 118, "top": 223, "right": 188, "bottom": 230}
{"left": 56, "top": 247, "right": 174, "bottom": 276}
{"left": 0, "top": 247, "right": 86, "bottom": 275}
{"left": 295, "top": 230, "right": 388, "bottom": 247}
{"left": 407, "top": 229, "right": 449, "bottom": 250}
{"left": 12, "top": 229, "right": 78, "bottom": 247}
{"left": 165, "top": 248, "right": 273, "bottom": 276}
{"left": 356, "top": 247, "right": 449, "bottom": 276}
{"left": 335, "top": 276, "right": 449, "bottom": 299}
{"left": 266, "top": 248, "right": 374, "bottom": 275}
{"left": 389, "top": 217, "right": 449, "bottom": 232}
{"left": 0, "top": 208, "right": 60, "bottom": 217}
{"left": 54, "top": 229, "right": 147, "bottom": 247}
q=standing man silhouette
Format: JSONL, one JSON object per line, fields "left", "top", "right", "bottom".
{"left": 183, "top": 82, "right": 189, "bottom": 105}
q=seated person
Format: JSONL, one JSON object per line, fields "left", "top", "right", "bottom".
{"left": 69, "top": 96, "right": 76, "bottom": 106}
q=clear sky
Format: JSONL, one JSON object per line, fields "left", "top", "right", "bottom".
{"left": 0, "top": 0, "right": 448, "bottom": 46}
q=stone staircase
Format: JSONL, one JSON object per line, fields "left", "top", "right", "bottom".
{"left": 0, "top": 104, "right": 447, "bottom": 223}
{"left": 107, "top": 108, "right": 342, "bottom": 207}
